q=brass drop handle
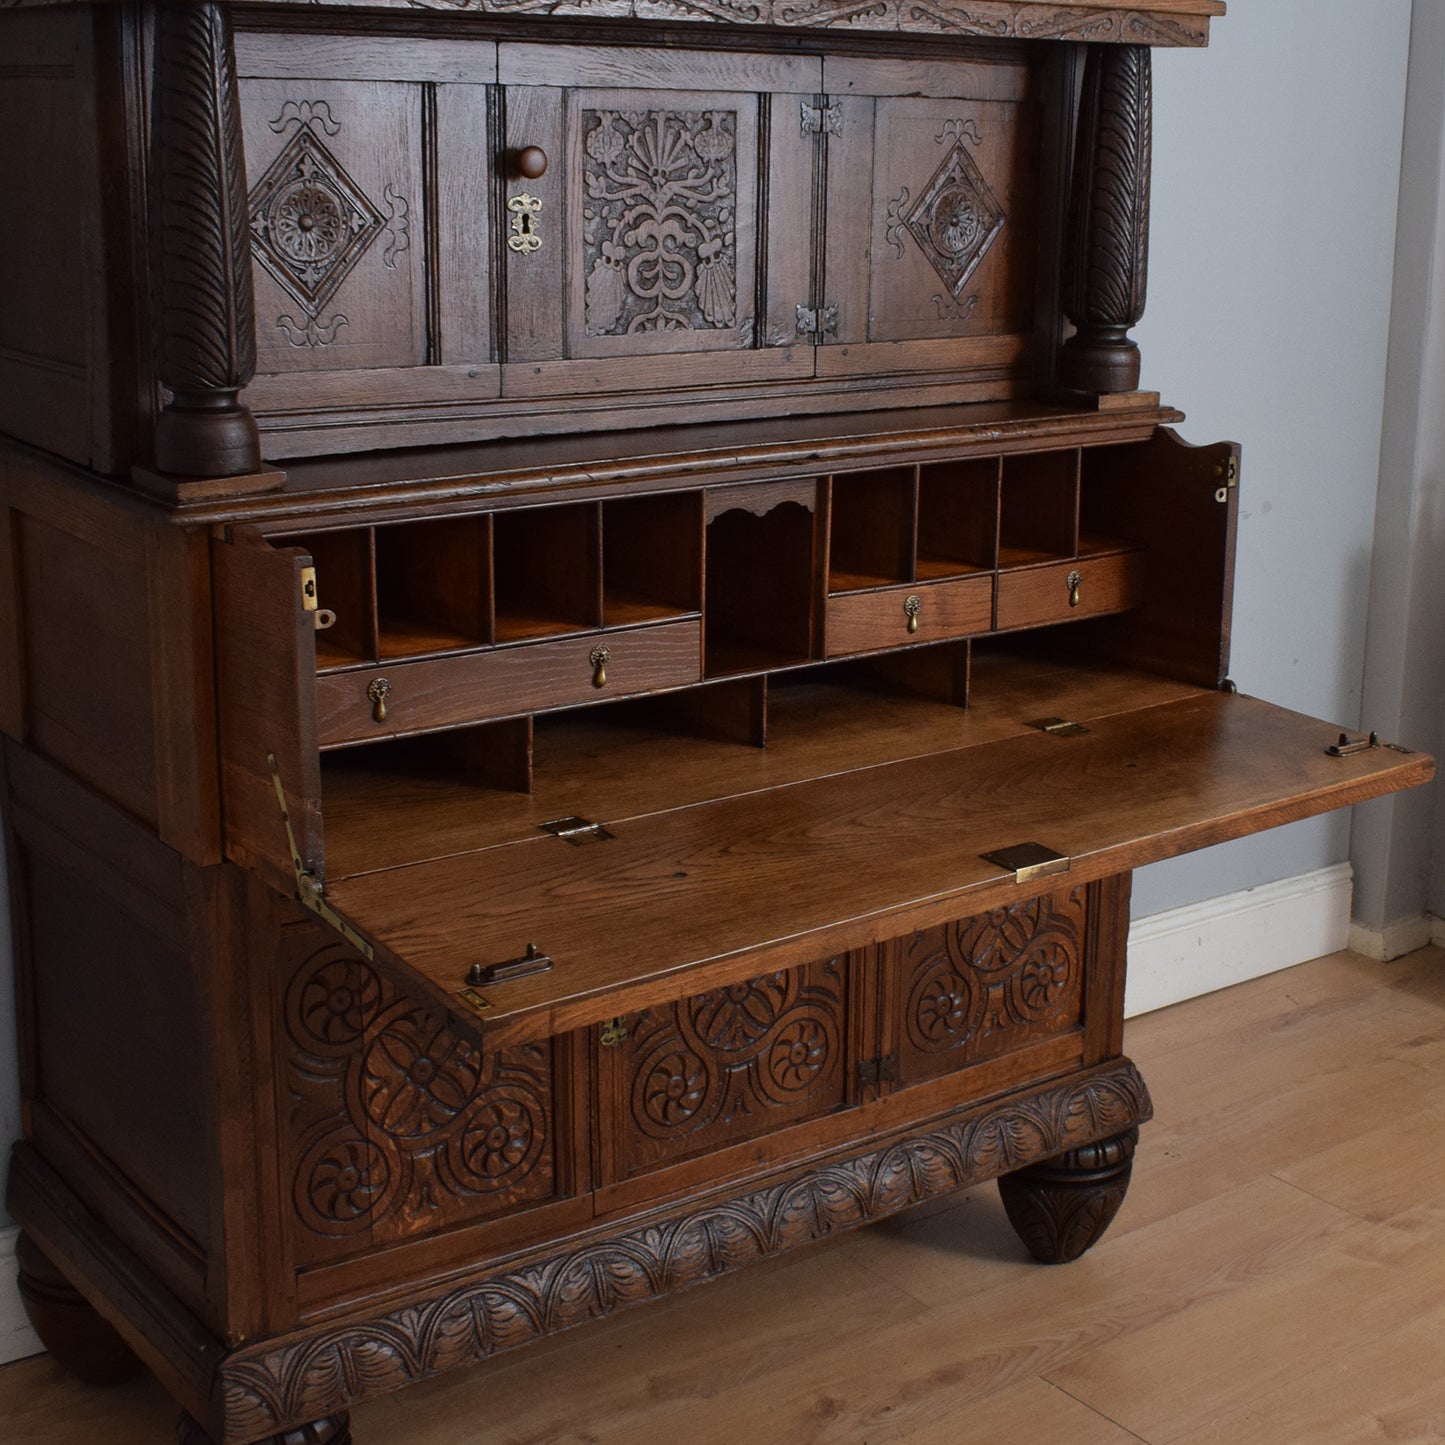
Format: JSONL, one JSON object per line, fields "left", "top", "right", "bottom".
{"left": 515, "top": 145, "right": 548, "bottom": 179}
{"left": 590, "top": 646, "right": 611, "bottom": 688}
{"left": 1067, "top": 570, "right": 1083, "bottom": 609}
{"left": 367, "top": 677, "right": 392, "bottom": 724}
{"left": 904, "top": 594, "right": 922, "bottom": 634}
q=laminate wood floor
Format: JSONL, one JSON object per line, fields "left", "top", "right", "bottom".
{"left": 7, "top": 946, "right": 1445, "bottom": 1445}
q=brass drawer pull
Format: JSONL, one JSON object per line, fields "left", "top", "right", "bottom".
{"left": 904, "top": 594, "right": 922, "bottom": 634}
{"left": 507, "top": 193, "right": 543, "bottom": 254}
{"left": 367, "top": 677, "right": 392, "bottom": 724}
{"left": 1067, "top": 570, "right": 1083, "bottom": 609}
{"left": 590, "top": 646, "right": 611, "bottom": 688}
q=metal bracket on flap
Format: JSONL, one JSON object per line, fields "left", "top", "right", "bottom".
{"left": 980, "top": 841, "right": 1071, "bottom": 884}
{"left": 267, "top": 753, "right": 375, "bottom": 960}
{"left": 540, "top": 815, "right": 614, "bottom": 845}
{"left": 1326, "top": 731, "right": 1413, "bottom": 759}
{"left": 1028, "top": 717, "right": 1090, "bottom": 737}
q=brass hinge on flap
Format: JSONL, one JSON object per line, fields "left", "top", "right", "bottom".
{"left": 800, "top": 101, "right": 843, "bottom": 137}
{"left": 1028, "top": 717, "right": 1090, "bottom": 737}
{"left": 1214, "top": 455, "right": 1239, "bottom": 504}
{"left": 267, "top": 753, "right": 375, "bottom": 960}
{"left": 539, "top": 815, "right": 614, "bottom": 845}
{"left": 980, "top": 841, "right": 1072, "bottom": 884}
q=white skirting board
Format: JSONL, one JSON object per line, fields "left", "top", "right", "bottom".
{"left": 0, "top": 1224, "right": 41, "bottom": 1365}
{"left": 1346, "top": 912, "right": 1445, "bottom": 962}
{"left": 0, "top": 863, "right": 1363, "bottom": 1368}
{"left": 1124, "top": 862, "right": 1355, "bottom": 1018}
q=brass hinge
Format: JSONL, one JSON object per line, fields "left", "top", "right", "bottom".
{"left": 980, "top": 841, "right": 1071, "bottom": 884}
{"left": 539, "top": 815, "right": 615, "bottom": 845}
{"left": 267, "top": 753, "right": 375, "bottom": 960}
{"left": 795, "top": 303, "right": 838, "bottom": 343}
{"left": 857, "top": 1054, "right": 898, "bottom": 1090}
{"left": 1028, "top": 717, "right": 1090, "bottom": 737}
{"left": 1326, "top": 731, "right": 1413, "bottom": 759}
{"left": 1214, "top": 454, "right": 1239, "bottom": 503}
{"left": 800, "top": 101, "right": 843, "bottom": 137}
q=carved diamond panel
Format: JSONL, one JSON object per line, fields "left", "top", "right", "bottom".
{"left": 902, "top": 137, "right": 1005, "bottom": 297}
{"left": 249, "top": 125, "right": 385, "bottom": 317}
{"left": 582, "top": 108, "right": 740, "bottom": 336}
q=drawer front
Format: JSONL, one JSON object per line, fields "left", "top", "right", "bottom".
{"left": 824, "top": 575, "right": 993, "bottom": 658}
{"left": 316, "top": 619, "right": 701, "bottom": 746}
{"left": 995, "top": 551, "right": 1143, "bottom": 632}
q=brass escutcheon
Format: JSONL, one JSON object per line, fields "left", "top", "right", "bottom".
{"left": 507, "top": 193, "right": 543, "bottom": 254}
{"left": 1066, "top": 570, "right": 1083, "bottom": 608}
{"left": 903, "top": 594, "right": 922, "bottom": 634}
{"left": 367, "top": 676, "right": 392, "bottom": 724}
{"left": 600, "top": 1016, "right": 629, "bottom": 1048}
{"left": 590, "top": 645, "right": 611, "bottom": 688}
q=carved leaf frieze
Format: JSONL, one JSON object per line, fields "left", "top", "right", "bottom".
{"left": 223, "top": 1059, "right": 1152, "bottom": 1439}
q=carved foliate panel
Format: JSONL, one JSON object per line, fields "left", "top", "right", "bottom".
{"left": 563, "top": 88, "right": 759, "bottom": 360}
{"left": 601, "top": 957, "right": 847, "bottom": 1182}
{"left": 240, "top": 81, "right": 424, "bottom": 372}
{"left": 280, "top": 938, "right": 556, "bottom": 1265}
{"left": 894, "top": 886, "right": 1087, "bottom": 1087}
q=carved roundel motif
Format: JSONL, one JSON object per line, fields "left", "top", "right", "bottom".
{"left": 287, "top": 951, "right": 384, "bottom": 1052}
{"left": 449, "top": 1089, "right": 546, "bottom": 1190}
{"left": 362, "top": 1010, "right": 484, "bottom": 1141}
{"left": 761, "top": 1012, "right": 833, "bottom": 1101}
{"left": 270, "top": 180, "right": 348, "bottom": 265}
{"left": 295, "top": 1132, "right": 400, "bottom": 1236}
{"left": 636, "top": 1046, "right": 712, "bottom": 1132}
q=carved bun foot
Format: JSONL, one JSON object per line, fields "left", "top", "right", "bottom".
{"left": 997, "top": 1127, "right": 1138, "bottom": 1264}
{"left": 14, "top": 1232, "right": 142, "bottom": 1386}
{"left": 178, "top": 1409, "right": 353, "bottom": 1445}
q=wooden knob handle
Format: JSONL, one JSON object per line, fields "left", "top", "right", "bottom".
{"left": 516, "top": 145, "right": 548, "bottom": 179}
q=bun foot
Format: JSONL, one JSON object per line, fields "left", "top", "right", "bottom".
{"left": 997, "top": 1127, "right": 1138, "bottom": 1264}
{"left": 14, "top": 1231, "right": 142, "bottom": 1386}
{"left": 177, "top": 1410, "right": 354, "bottom": 1445}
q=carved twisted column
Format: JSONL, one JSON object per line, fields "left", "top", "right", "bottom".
{"left": 151, "top": 0, "right": 261, "bottom": 478}
{"left": 1059, "top": 44, "right": 1152, "bottom": 394}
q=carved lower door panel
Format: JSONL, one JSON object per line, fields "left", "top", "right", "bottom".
{"left": 596, "top": 954, "right": 854, "bottom": 1193}
{"left": 275, "top": 920, "right": 578, "bottom": 1295}
{"left": 889, "top": 884, "right": 1092, "bottom": 1093}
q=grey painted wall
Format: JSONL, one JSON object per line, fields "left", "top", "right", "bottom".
{"left": 0, "top": 2, "right": 1427, "bottom": 1228}
{"left": 1133, "top": 0, "right": 1413, "bottom": 917}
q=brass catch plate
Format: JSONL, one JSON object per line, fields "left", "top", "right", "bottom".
{"left": 981, "top": 841, "right": 1071, "bottom": 883}
{"left": 1027, "top": 717, "right": 1090, "bottom": 737}
{"left": 457, "top": 987, "right": 493, "bottom": 1016}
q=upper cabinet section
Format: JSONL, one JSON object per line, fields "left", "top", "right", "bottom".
{"left": 230, "top": 27, "right": 1068, "bottom": 457}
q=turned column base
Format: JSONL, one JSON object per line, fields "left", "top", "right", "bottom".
{"left": 178, "top": 1409, "right": 354, "bottom": 1445}
{"left": 997, "top": 1127, "right": 1138, "bottom": 1264}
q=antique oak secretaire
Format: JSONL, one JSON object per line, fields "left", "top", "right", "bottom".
{"left": 0, "top": 1, "right": 1431, "bottom": 1441}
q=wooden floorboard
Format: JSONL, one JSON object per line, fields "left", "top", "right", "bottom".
{"left": 6, "top": 945, "right": 1445, "bottom": 1444}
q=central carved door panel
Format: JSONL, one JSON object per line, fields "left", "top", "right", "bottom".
{"left": 497, "top": 44, "right": 819, "bottom": 400}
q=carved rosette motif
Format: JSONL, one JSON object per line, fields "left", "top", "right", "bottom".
{"left": 283, "top": 944, "right": 552, "bottom": 1253}
{"left": 582, "top": 109, "right": 739, "bottom": 336}
{"left": 905, "top": 887, "right": 1085, "bottom": 1061}
{"left": 221, "top": 1059, "right": 1152, "bottom": 1439}
{"left": 625, "top": 963, "right": 845, "bottom": 1151}
{"left": 249, "top": 102, "right": 411, "bottom": 349}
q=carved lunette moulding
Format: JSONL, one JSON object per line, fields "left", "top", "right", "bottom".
{"left": 220, "top": 1058, "right": 1152, "bottom": 1439}
{"left": 229, "top": 0, "right": 1213, "bottom": 47}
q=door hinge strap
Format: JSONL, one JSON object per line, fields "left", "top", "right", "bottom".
{"left": 858, "top": 1054, "right": 898, "bottom": 1090}
{"left": 795, "top": 302, "right": 838, "bottom": 343}
{"left": 800, "top": 101, "right": 842, "bottom": 137}
{"left": 267, "top": 752, "right": 375, "bottom": 960}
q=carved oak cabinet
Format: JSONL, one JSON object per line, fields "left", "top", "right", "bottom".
{"left": 0, "top": 2, "right": 1431, "bottom": 1442}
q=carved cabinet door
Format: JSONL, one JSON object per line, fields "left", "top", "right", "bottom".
{"left": 820, "top": 50, "right": 1065, "bottom": 393}
{"left": 497, "top": 45, "right": 819, "bottom": 407}
{"left": 235, "top": 32, "right": 500, "bottom": 447}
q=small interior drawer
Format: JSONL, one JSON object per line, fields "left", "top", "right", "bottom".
{"left": 995, "top": 551, "right": 1143, "bottom": 632}
{"left": 315, "top": 620, "right": 702, "bottom": 747}
{"left": 823, "top": 575, "right": 994, "bottom": 658}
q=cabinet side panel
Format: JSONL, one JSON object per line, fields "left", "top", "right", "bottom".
{"left": 0, "top": 11, "right": 111, "bottom": 471}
